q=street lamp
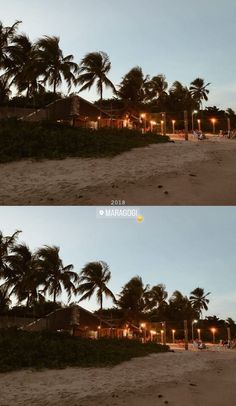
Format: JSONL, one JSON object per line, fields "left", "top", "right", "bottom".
{"left": 140, "top": 323, "right": 147, "bottom": 343}
{"left": 172, "top": 329, "right": 176, "bottom": 343}
{"left": 192, "top": 320, "right": 198, "bottom": 341}
{"left": 197, "top": 119, "right": 201, "bottom": 131}
{"left": 192, "top": 110, "right": 198, "bottom": 132}
{"left": 197, "top": 329, "right": 201, "bottom": 341}
{"left": 141, "top": 113, "right": 147, "bottom": 133}
{"left": 150, "top": 121, "right": 156, "bottom": 132}
{"left": 211, "top": 118, "right": 216, "bottom": 134}
{"left": 160, "top": 329, "right": 164, "bottom": 345}
{"left": 172, "top": 120, "right": 176, "bottom": 134}
{"left": 211, "top": 328, "right": 216, "bottom": 344}
{"left": 161, "top": 120, "right": 164, "bottom": 136}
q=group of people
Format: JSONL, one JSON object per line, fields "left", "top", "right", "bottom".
{"left": 219, "top": 130, "right": 236, "bottom": 139}
{"left": 192, "top": 130, "right": 206, "bottom": 140}
{"left": 192, "top": 339, "right": 207, "bottom": 350}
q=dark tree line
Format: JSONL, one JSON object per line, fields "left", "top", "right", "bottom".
{"left": 1, "top": 19, "right": 234, "bottom": 123}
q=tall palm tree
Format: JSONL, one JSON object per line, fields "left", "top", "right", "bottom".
{"left": 118, "top": 66, "right": 148, "bottom": 106}
{"left": 77, "top": 51, "right": 116, "bottom": 102}
{"left": 190, "top": 78, "right": 210, "bottom": 108}
{"left": 37, "top": 36, "right": 78, "bottom": 94}
{"left": 37, "top": 245, "right": 78, "bottom": 303}
{"left": 169, "top": 80, "right": 196, "bottom": 112}
{"left": 0, "top": 284, "right": 11, "bottom": 312}
{"left": 118, "top": 276, "right": 149, "bottom": 321}
{"left": 3, "top": 243, "right": 40, "bottom": 306}
{"left": 0, "top": 230, "right": 21, "bottom": 274}
{"left": 190, "top": 287, "right": 210, "bottom": 316}
{"left": 0, "top": 76, "right": 11, "bottom": 104}
{"left": 145, "top": 284, "right": 168, "bottom": 311}
{"left": 77, "top": 261, "right": 116, "bottom": 312}
{"left": 0, "top": 20, "right": 21, "bottom": 64}
{"left": 145, "top": 74, "right": 168, "bottom": 102}
{"left": 4, "top": 34, "right": 43, "bottom": 97}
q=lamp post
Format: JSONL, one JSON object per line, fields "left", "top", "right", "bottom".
{"left": 211, "top": 328, "right": 216, "bottom": 344}
{"left": 141, "top": 113, "right": 147, "bottom": 133}
{"left": 141, "top": 323, "right": 147, "bottom": 343}
{"left": 161, "top": 120, "right": 164, "bottom": 136}
{"left": 150, "top": 121, "right": 156, "bottom": 133}
{"left": 197, "top": 119, "right": 201, "bottom": 131}
{"left": 197, "top": 329, "right": 201, "bottom": 341}
{"left": 160, "top": 329, "right": 164, "bottom": 345}
{"left": 192, "top": 110, "right": 198, "bottom": 132}
{"left": 172, "top": 120, "right": 176, "bottom": 134}
{"left": 211, "top": 118, "right": 216, "bottom": 134}
{"left": 191, "top": 320, "right": 198, "bottom": 341}
{"left": 172, "top": 329, "right": 176, "bottom": 343}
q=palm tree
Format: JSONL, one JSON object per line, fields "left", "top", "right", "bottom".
{"left": 145, "top": 74, "right": 168, "bottom": 103}
{"left": 190, "top": 287, "right": 210, "bottom": 317}
{"left": 169, "top": 81, "right": 196, "bottom": 112}
{"left": 37, "top": 245, "right": 78, "bottom": 303}
{"left": 0, "top": 230, "right": 21, "bottom": 274}
{"left": 145, "top": 284, "right": 168, "bottom": 311}
{"left": 118, "top": 276, "right": 149, "bottom": 322}
{"left": 0, "top": 284, "right": 11, "bottom": 312}
{"left": 190, "top": 78, "right": 210, "bottom": 109}
{"left": 0, "top": 20, "right": 21, "bottom": 64}
{"left": 37, "top": 36, "right": 78, "bottom": 94}
{"left": 4, "top": 34, "right": 43, "bottom": 98}
{"left": 77, "top": 51, "right": 116, "bottom": 102}
{"left": 3, "top": 243, "right": 40, "bottom": 306}
{"left": 0, "top": 76, "right": 11, "bottom": 104}
{"left": 118, "top": 66, "right": 148, "bottom": 106}
{"left": 77, "top": 261, "right": 116, "bottom": 312}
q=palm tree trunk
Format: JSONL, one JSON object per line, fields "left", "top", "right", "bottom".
{"left": 99, "top": 294, "right": 103, "bottom": 328}
{"left": 53, "top": 290, "right": 57, "bottom": 303}
{"left": 100, "top": 83, "right": 103, "bottom": 120}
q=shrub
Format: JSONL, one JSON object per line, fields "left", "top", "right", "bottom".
{"left": 0, "top": 328, "right": 169, "bottom": 372}
{"left": 0, "top": 119, "right": 170, "bottom": 163}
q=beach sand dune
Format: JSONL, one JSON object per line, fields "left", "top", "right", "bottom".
{"left": 1, "top": 139, "right": 236, "bottom": 205}
{"left": 1, "top": 350, "right": 236, "bottom": 405}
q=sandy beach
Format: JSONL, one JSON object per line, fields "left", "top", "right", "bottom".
{"left": 1, "top": 138, "right": 236, "bottom": 205}
{"left": 1, "top": 349, "right": 236, "bottom": 405}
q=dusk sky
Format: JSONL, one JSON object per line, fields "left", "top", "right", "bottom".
{"left": 1, "top": 206, "right": 236, "bottom": 319}
{"left": 2, "top": 0, "right": 236, "bottom": 109}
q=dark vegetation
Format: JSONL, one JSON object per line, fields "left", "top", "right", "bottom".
{"left": 0, "top": 119, "right": 170, "bottom": 163}
{"left": 0, "top": 329, "right": 169, "bottom": 372}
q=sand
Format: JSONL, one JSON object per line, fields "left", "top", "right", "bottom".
{"left": 1, "top": 349, "right": 236, "bottom": 405}
{"left": 1, "top": 138, "right": 236, "bottom": 205}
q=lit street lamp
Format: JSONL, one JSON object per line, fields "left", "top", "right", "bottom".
{"left": 150, "top": 121, "right": 156, "bottom": 132}
{"left": 172, "top": 120, "right": 176, "bottom": 134}
{"left": 197, "top": 119, "right": 201, "bottom": 131}
{"left": 211, "top": 328, "right": 216, "bottom": 344}
{"left": 192, "top": 110, "right": 198, "bottom": 132}
{"left": 141, "top": 113, "right": 147, "bottom": 133}
{"left": 172, "top": 329, "right": 176, "bottom": 343}
{"left": 211, "top": 118, "right": 216, "bottom": 134}
{"left": 140, "top": 322, "right": 147, "bottom": 343}
{"left": 160, "top": 329, "right": 164, "bottom": 345}
{"left": 197, "top": 329, "right": 201, "bottom": 341}
{"left": 192, "top": 320, "right": 198, "bottom": 341}
{"left": 161, "top": 120, "right": 164, "bottom": 135}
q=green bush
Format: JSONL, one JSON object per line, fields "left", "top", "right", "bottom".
{"left": 0, "top": 119, "right": 170, "bottom": 163}
{"left": 0, "top": 328, "right": 169, "bottom": 372}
